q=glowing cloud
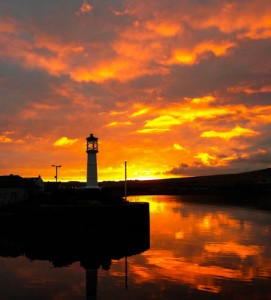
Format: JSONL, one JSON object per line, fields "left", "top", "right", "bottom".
{"left": 136, "top": 96, "right": 241, "bottom": 135}
{"left": 201, "top": 125, "right": 259, "bottom": 140}
{"left": 195, "top": 153, "right": 217, "bottom": 166}
{"left": 105, "top": 121, "right": 132, "bottom": 127}
{"left": 132, "top": 108, "right": 150, "bottom": 117}
{"left": 173, "top": 144, "right": 186, "bottom": 151}
{"left": 138, "top": 115, "right": 181, "bottom": 133}
{"left": 173, "top": 41, "right": 235, "bottom": 65}
{"left": 191, "top": 96, "right": 215, "bottom": 104}
{"left": 0, "top": 135, "right": 13, "bottom": 143}
{"left": 53, "top": 137, "right": 78, "bottom": 147}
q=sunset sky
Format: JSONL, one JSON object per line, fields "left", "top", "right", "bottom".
{"left": 1, "top": 0, "right": 271, "bottom": 182}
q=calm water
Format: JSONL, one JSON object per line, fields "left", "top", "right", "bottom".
{"left": 1, "top": 195, "right": 271, "bottom": 300}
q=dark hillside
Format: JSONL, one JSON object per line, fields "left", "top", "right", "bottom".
{"left": 100, "top": 168, "right": 271, "bottom": 196}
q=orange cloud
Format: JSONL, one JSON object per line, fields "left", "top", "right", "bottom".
{"left": 249, "top": 106, "right": 271, "bottom": 124}
{"left": 70, "top": 54, "right": 167, "bottom": 83}
{"left": 0, "top": 135, "right": 13, "bottom": 143}
{"left": 0, "top": 132, "right": 28, "bottom": 145}
{"left": 91, "top": 93, "right": 271, "bottom": 180}
{"left": 228, "top": 84, "right": 271, "bottom": 94}
{"left": 145, "top": 21, "right": 182, "bottom": 37}
{"left": 188, "top": 1, "right": 271, "bottom": 40}
{"left": 193, "top": 151, "right": 253, "bottom": 168}
{"left": 136, "top": 96, "right": 236, "bottom": 134}
{"left": 173, "top": 40, "right": 235, "bottom": 65}
{"left": 1, "top": 1, "right": 269, "bottom": 88}
{"left": 191, "top": 96, "right": 215, "bottom": 104}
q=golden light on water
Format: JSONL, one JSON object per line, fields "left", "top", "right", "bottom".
{"left": 128, "top": 195, "right": 271, "bottom": 294}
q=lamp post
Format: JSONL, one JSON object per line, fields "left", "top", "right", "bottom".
{"left": 52, "top": 165, "right": 61, "bottom": 182}
{"left": 124, "top": 160, "right": 127, "bottom": 201}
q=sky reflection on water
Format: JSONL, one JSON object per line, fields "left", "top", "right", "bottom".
{"left": 126, "top": 195, "right": 271, "bottom": 299}
{"left": 1, "top": 195, "right": 271, "bottom": 300}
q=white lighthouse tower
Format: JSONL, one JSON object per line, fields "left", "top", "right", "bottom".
{"left": 86, "top": 133, "right": 99, "bottom": 189}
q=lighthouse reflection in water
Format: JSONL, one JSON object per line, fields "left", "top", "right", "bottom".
{"left": 1, "top": 195, "right": 271, "bottom": 299}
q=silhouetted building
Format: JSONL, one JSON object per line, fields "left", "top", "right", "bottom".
{"left": 0, "top": 174, "right": 44, "bottom": 206}
{"left": 25, "top": 175, "right": 44, "bottom": 192}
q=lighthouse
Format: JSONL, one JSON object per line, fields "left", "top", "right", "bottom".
{"left": 86, "top": 133, "right": 99, "bottom": 189}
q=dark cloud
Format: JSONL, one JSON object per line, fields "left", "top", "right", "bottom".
{"left": 168, "top": 151, "right": 271, "bottom": 177}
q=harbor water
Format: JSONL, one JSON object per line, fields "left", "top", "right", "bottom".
{"left": 0, "top": 195, "right": 271, "bottom": 299}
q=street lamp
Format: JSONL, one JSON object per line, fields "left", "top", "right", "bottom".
{"left": 124, "top": 160, "right": 127, "bottom": 201}
{"left": 52, "top": 165, "right": 61, "bottom": 182}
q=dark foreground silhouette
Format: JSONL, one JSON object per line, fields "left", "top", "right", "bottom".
{"left": 0, "top": 202, "right": 150, "bottom": 300}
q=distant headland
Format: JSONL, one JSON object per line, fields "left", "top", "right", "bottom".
{"left": 99, "top": 167, "right": 271, "bottom": 196}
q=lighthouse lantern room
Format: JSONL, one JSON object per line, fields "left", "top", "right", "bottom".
{"left": 86, "top": 133, "right": 99, "bottom": 189}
